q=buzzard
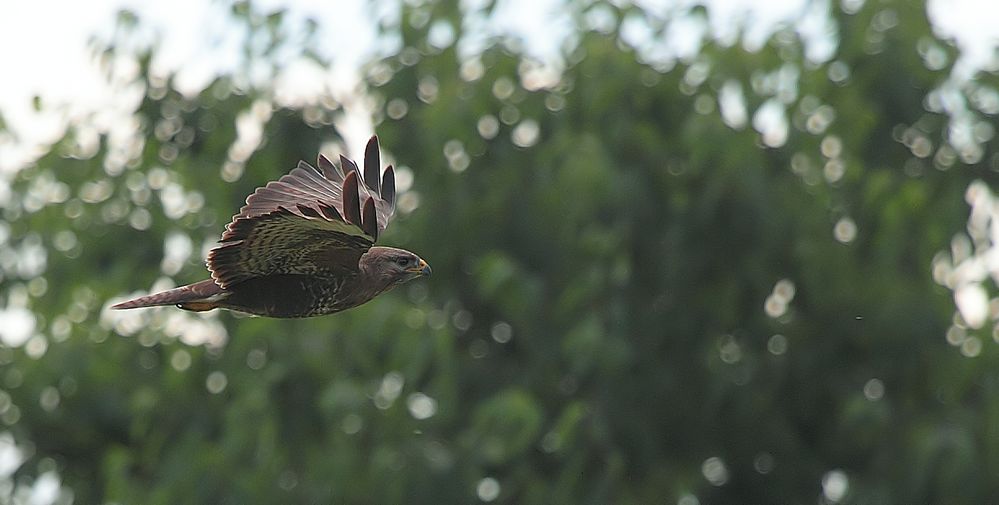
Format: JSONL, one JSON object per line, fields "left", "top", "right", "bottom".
{"left": 112, "top": 136, "right": 430, "bottom": 318}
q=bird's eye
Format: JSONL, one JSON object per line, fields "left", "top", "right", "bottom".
{"left": 396, "top": 257, "right": 410, "bottom": 266}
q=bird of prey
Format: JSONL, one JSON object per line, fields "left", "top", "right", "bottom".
{"left": 112, "top": 136, "right": 430, "bottom": 318}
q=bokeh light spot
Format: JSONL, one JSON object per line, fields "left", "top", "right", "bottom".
{"left": 960, "top": 336, "right": 982, "bottom": 357}
{"left": 246, "top": 349, "right": 266, "bottom": 370}
{"left": 171, "top": 350, "right": 191, "bottom": 371}
{"left": 477, "top": 115, "right": 499, "bottom": 139}
{"left": 767, "top": 334, "right": 788, "bottom": 355}
{"left": 863, "top": 378, "right": 884, "bottom": 401}
{"left": 822, "top": 470, "right": 849, "bottom": 502}
{"left": 386, "top": 98, "right": 408, "bottom": 120}
{"left": 206, "top": 371, "right": 227, "bottom": 394}
{"left": 754, "top": 452, "right": 775, "bottom": 474}
{"left": 490, "top": 322, "right": 512, "bottom": 343}
{"left": 476, "top": 477, "right": 500, "bottom": 502}
{"left": 406, "top": 392, "right": 437, "bottom": 420}
{"left": 701, "top": 457, "right": 728, "bottom": 486}
{"left": 342, "top": 414, "right": 363, "bottom": 435}
{"left": 511, "top": 119, "right": 540, "bottom": 148}
{"left": 834, "top": 217, "right": 857, "bottom": 243}
{"left": 39, "top": 387, "right": 59, "bottom": 412}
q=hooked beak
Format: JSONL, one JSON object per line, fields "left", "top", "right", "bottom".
{"left": 408, "top": 259, "right": 432, "bottom": 277}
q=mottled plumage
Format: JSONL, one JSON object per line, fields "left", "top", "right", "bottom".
{"left": 112, "top": 136, "right": 430, "bottom": 318}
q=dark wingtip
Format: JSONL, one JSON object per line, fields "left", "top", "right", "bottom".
{"left": 343, "top": 170, "right": 362, "bottom": 227}
{"left": 341, "top": 154, "right": 359, "bottom": 178}
{"left": 361, "top": 196, "right": 378, "bottom": 239}
{"left": 381, "top": 165, "right": 395, "bottom": 208}
{"left": 317, "top": 154, "right": 342, "bottom": 182}
{"left": 364, "top": 135, "right": 381, "bottom": 194}
{"left": 317, "top": 202, "right": 343, "bottom": 221}
{"left": 297, "top": 203, "right": 321, "bottom": 219}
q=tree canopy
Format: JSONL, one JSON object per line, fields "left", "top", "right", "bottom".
{"left": 0, "top": 0, "right": 998, "bottom": 503}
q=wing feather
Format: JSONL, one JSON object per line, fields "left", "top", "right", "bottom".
{"left": 286, "top": 167, "right": 340, "bottom": 201}
{"left": 341, "top": 154, "right": 379, "bottom": 201}
{"left": 317, "top": 154, "right": 344, "bottom": 182}
{"left": 208, "top": 136, "right": 397, "bottom": 288}
{"left": 381, "top": 165, "right": 396, "bottom": 209}
{"left": 364, "top": 136, "right": 381, "bottom": 194}
{"left": 290, "top": 165, "right": 340, "bottom": 198}
{"left": 362, "top": 197, "right": 378, "bottom": 239}
{"left": 340, "top": 154, "right": 359, "bottom": 177}
{"left": 208, "top": 210, "right": 371, "bottom": 288}
{"left": 342, "top": 171, "right": 362, "bottom": 228}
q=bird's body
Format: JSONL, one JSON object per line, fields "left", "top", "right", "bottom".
{"left": 112, "top": 137, "right": 430, "bottom": 318}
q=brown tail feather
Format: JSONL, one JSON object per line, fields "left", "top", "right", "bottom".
{"left": 112, "top": 279, "right": 225, "bottom": 311}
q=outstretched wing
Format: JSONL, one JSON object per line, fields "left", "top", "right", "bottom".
{"left": 207, "top": 136, "right": 397, "bottom": 289}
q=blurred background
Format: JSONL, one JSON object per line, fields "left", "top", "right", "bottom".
{"left": 1, "top": 0, "right": 998, "bottom": 503}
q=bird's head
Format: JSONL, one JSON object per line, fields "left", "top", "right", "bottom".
{"left": 362, "top": 246, "right": 432, "bottom": 286}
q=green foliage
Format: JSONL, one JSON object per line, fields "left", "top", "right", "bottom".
{"left": 0, "top": 0, "right": 998, "bottom": 503}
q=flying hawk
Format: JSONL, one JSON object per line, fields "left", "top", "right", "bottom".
{"left": 112, "top": 136, "right": 430, "bottom": 318}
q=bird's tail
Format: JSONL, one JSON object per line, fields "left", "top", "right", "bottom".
{"left": 112, "top": 279, "right": 227, "bottom": 312}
